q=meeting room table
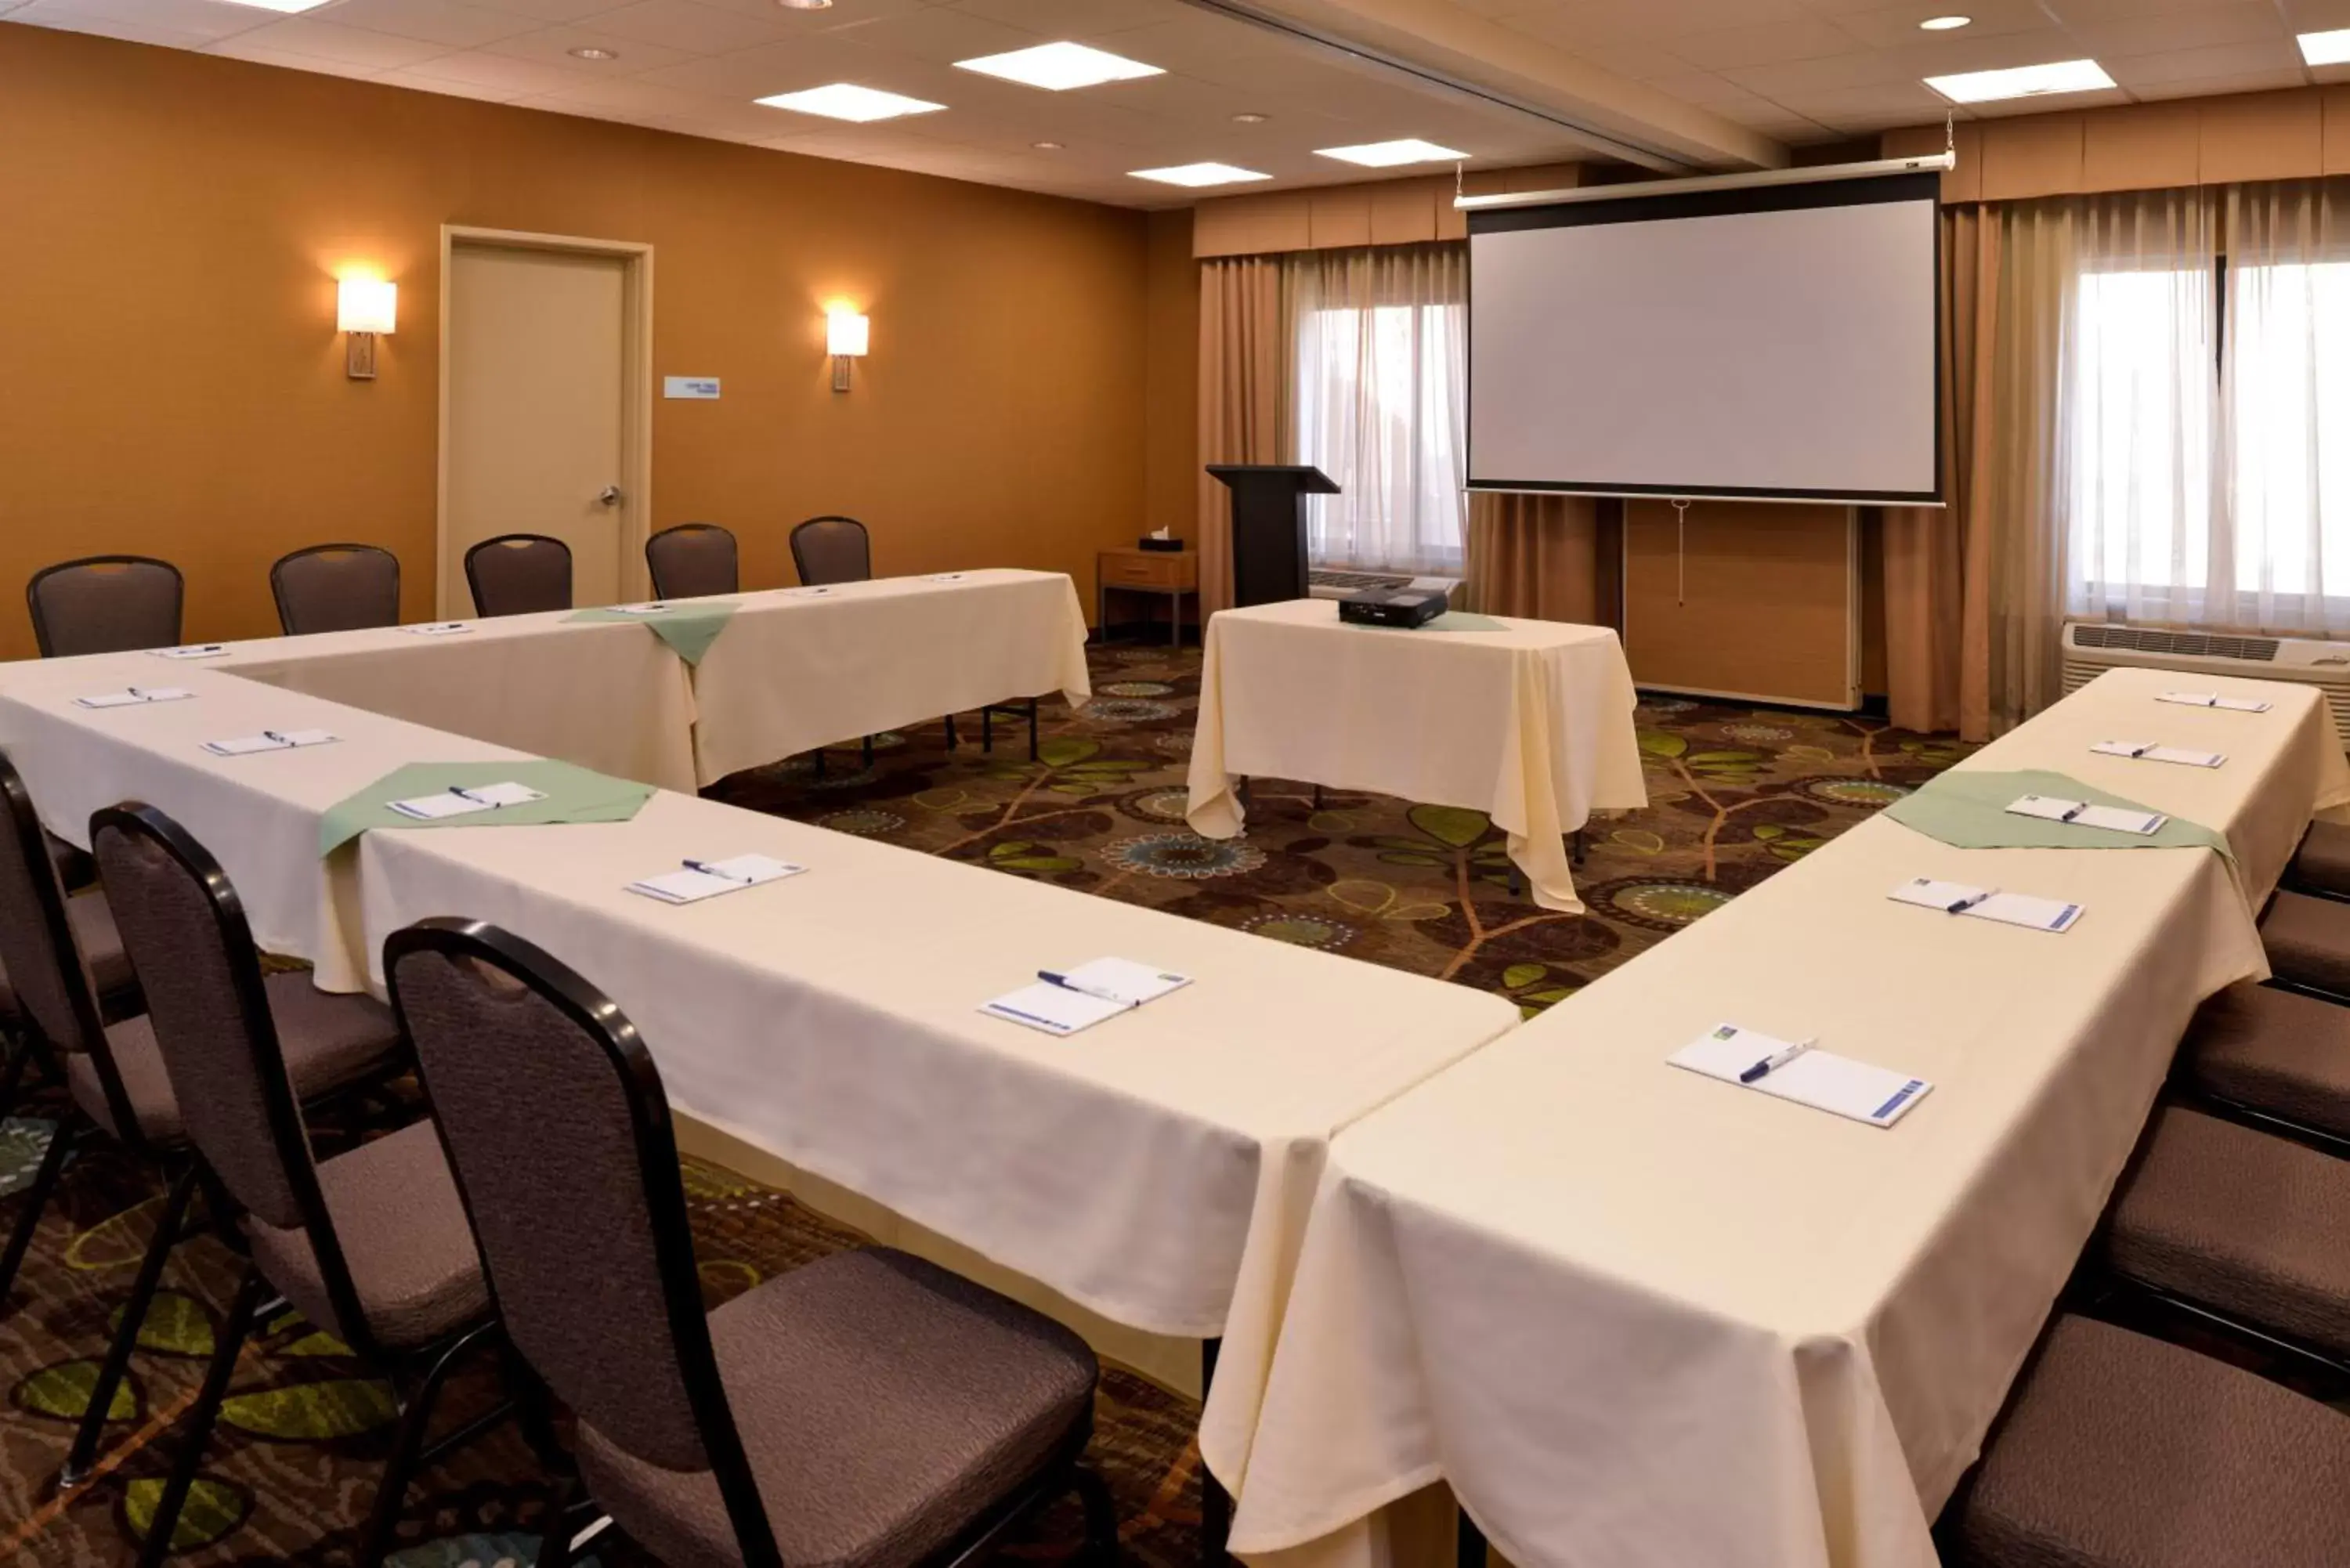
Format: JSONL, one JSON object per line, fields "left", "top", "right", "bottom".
{"left": 1198, "top": 666, "right": 2350, "bottom": 1568}
{"left": 1184, "top": 599, "right": 1647, "bottom": 914}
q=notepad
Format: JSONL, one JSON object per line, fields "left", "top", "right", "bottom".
{"left": 980, "top": 958, "right": 1192, "bottom": 1037}
{"left": 611, "top": 602, "right": 672, "bottom": 616}
{"left": 1669, "top": 1024, "right": 1932, "bottom": 1129}
{"left": 1887, "top": 877, "right": 2082, "bottom": 933}
{"left": 387, "top": 782, "right": 547, "bottom": 820}
{"left": 2006, "top": 793, "right": 2167, "bottom": 836}
{"left": 2091, "top": 741, "right": 2225, "bottom": 768}
{"left": 75, "top": 687, "right": 192, "bottom": 710}
{"left": 201, "top": 729, "right": 338, "bottom": 757}
{"left": 403, "top": 622, "right": 472, "bottom": 637}
{"left": 627, "top": 854, "right": 805, "bottom": 905}
{"left": 925, "top": 573, "right": 967, "bottom": 583}
{"left": 150, "top": 644, "right": 228, "bottom": 660}
{"left": 785, "top": 586, "right": 833, "bottom": 598}
{"left": 2159, "top": 690, "right": 2272, "bottom": 713}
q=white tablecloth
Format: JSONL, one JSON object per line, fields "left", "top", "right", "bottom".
{"left": 0, "top": 653, "right": 525, "bottom": 994}
{"left": 1186, "top": 602, "right": 1646, "bottom": 914}
{"left": 688, "top": 570, "right": 1094, "bottom": 783}
{"left": 1203, "top": 669, "right": 2350, "bottom": 1568}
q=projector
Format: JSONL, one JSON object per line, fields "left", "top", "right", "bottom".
{"left": 1337, "top": 587, "right": 1448, "bottom": 629}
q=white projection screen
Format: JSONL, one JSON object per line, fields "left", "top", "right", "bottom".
{"left": 1467, "top": 171, "right": 1943, "bottom": 504}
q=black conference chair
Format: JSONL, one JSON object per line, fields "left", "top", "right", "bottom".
{"left": 787, "top": 515, "right": 871, "bottom": 587}
{"left": 465, "top": 533, "right": 573, "bottom": 618}
{"left": 27, "top": 555, "right": 183, "bottom": 656}
{"left": 645, "top": 522, "right": 739, "bottom": 601}
{"left": 385, "top": 916, "right": 1119, "bottom": 1568}
{"left": 92, "top": 805, "right": 496, "bottom": 1568}
{"left": 271, "top": 543, "right": 401, "bottom": 635}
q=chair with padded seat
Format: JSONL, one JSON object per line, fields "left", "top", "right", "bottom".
{"left": 27, "top": 555, "right": 184, "bottom": 657}
{"left": 2103, "top": 1100, "right": 2350, "bottom": 1375}
{"left": 271, "top": 543, "right": 401, "bottom": 635}
{"left": 1944, "top": 1312, "right": 2350, "bottom": 1568}
{"left": 2257, "top": 890, "right": 2350, "bottom": 999}
{"left": 2288, "top": 820, "right": 2350, "bottom": 901}
{"left": 465, "top": 533, "right": 573, "bottom": 618}
{"left": 646, "top": 522, "right": 739, "bottom": 602}
{"left": 2176, "top": 981, "right": 2350, "bottom": 1152}
{"left": 92, "top": 803, "right": 499, "bottom": 1568}
{"left": 385, "top": 915, "right": 1119, "bottom": 1568}
{"left": 0, "top": 767, "right": 406, "bottom": 1490}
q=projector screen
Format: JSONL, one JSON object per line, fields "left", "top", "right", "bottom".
{"left": 1467, "top": 171, "right": 1942, "bottom": 505}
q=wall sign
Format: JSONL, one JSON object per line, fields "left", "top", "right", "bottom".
{"left": 663, "top": 377, "right": 721, "bottom": 399}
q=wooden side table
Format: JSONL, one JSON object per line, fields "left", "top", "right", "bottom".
{"left": 1097, "top": 547, "right": 1198, "bottom": 648}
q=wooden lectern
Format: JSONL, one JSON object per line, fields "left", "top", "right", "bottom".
{"left": 1206, "top": 464, "right": 1340, "bottom": 606}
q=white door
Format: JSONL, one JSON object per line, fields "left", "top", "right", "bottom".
{"left": 443, "top": 243, "right": 634, "bottom": 616}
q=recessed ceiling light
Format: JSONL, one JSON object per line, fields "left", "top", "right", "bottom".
{"left": 777, "top": 0, "right": 833, "bottom": 9}
{"left": 1130, "top": 162, "right": 1271, "bottom": 187}
{"left": 1918, "top": 15, "right": 1972, "bottom": 30}
{"left": 1033, "top": 140, "right": 1065, "bottom": 150}
{"left": 2301, "top": 27, "right": 2350, "bottom": 66}
{"left": 1924, "top": 57, "right": 2114, "bottom": 103}
{"left": 568, "top": 45, "right": 617, "bottom": 60}
{"left": 754, "top": 83, "right": 946, "bottom": 122}
{"left": 955, "top": 41, "right": 1162, "bottom": 91}
{"left": 1315, "top": 138, "right": 1467, "bottom": 167}
{"left": 1231, "top": 112, "right": 1268, "bottom": 124}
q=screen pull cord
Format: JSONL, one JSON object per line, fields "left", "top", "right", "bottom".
{"left": 1672, "top": 497, "right": 1690, "bottom": 607}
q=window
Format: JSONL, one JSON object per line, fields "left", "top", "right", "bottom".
{"left": 1289, "top": 247, "right": 1467, "bottom": 576}
{"left": 2227, "top": 257, "right": 2350, "bottom": 609}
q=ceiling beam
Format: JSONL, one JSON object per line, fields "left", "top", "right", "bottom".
{"left": 1177, "top": 0, "right": 1788, "bottom": 172}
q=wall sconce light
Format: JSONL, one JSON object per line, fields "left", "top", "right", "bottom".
{"left": 826, "top": 307, "right": 869, "bottom": 392}
{"left": 338, "top": 278, "right": 397, "bottom": 380}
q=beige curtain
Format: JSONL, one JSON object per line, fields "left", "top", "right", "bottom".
{"left": 1466, "top": 493, "right": 1600, "bottom": 620}
{"left": 1196, "top": 257, "right": 1286, "bottom": 614}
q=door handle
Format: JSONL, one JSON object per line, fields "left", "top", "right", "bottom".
{"left": 597, "top": 486, "right": 624, "bottom": 506}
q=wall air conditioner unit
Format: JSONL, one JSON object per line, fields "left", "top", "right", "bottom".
{"left": 2063, "top": 621, "right": 2350, "bottom": 748}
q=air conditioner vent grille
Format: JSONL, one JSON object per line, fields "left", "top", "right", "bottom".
{"left": 2070, "top": 624, "right": 2280, "bottom": 662}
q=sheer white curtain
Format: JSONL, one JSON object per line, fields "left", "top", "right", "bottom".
{"left": 2063, "top": 189, "right": 2219, "bottom": 626}
{"left": 2223, "top": 179, "right": 2350, "bottom": 633}
{"left": 1287, "top": 245, "right": 1467, "bottom": 575}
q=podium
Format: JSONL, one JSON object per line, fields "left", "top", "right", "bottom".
{"left": 1206, "top": 464, "right": 1339, "bottom": 606}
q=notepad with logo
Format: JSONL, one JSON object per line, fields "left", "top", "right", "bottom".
{"left": 150, "top": 644, "right": 228, "bottom": 660}
{"left": 201, "top": 729, "right": 338, "bottom": 757}
{"left": 403, "top": 622, "right": 472, "bottom": 637}
{"left": 76, "top": 687, "right": 192, "bottom": 710}
{"left": 2159, "top": 691, "right": 2272, "bottom": 713}
{"left": 627, "top": 854, "right": 805, "bottom": 905}
{"left": 1669, "top": 1024, "right": 1932, "bottom": 1129}
{"left": 610, "top": 602, "right": 672, "bottom": 616}
{"left": 387, "top": 782, "right": 546, "bottom": 820}
{"left": 1888, "top": 877, "right": 2081, "bottom": 933}
{"left": 2091, "top": 741, "right": 2225, "bottom": 768}
{"left": 2006, "top": 793, "right": 2167, "bottom": 836}
{"left": 980, "top": 958, "right": 1193, "bottom": 1037}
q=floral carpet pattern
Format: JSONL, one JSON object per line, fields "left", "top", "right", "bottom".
{"left": 0, "top": 641, "right": 1972, "bottom": 1565}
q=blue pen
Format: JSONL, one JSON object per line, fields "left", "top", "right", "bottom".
{"left": 1037, "top": 970, "right": 1137, "bottom": 1007}
{"left": 1739, "top": 1036, "right": 1816, "bottom": 1084}
{"left": 684, "top": 858, "right": 754, "bottom": 883}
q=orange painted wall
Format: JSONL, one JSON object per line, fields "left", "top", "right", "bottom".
{"left": 0, "top": 24, "right": 1154, "bottom": 658}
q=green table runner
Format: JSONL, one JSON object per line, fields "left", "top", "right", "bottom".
{"left": 563, "top": 602, "right": 738, "bottom": 666}
{"left": 320, "top": 760, "right": 656, "bottom": 855}
{"left": 1885, "top": 768, "right": 2235, "bottom": 869}
{"left": 1423, "top": 611, "right": 1510, "bottom": 633}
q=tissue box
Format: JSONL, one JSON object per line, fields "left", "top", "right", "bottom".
{"left": 1137, "top": 536, "right": 1184, "bottom": 553}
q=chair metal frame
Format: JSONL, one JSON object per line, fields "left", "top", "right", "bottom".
{"left": 386, "top": 916, "right": 1118, "bottom": 1568}
{"left": 463, "top": 533, "right": 573, "bottom": 618}
{"left": 25, "top": 554, "right": 184, "bottom": 659}
{"left": 269, "top": 542, "right": 402, "bottom": 636}
{"left": 92, "top": 806, "right": 501, "bottom": 1568}
{"left": 645, "top": 522, "right": 739, "bottom": 602}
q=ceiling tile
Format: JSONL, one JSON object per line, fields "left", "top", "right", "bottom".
{"left": 818, "top": 4, "right": 1036, "bottom": 63}
{"left": 577, "top": 0, "right": 790, "bottom": 52}
{"left": 477, "top": 20, "right": 700, "bottom": 72}
{"left": 2064, "top": 2, "right": 2293, "bottom": 57}
{"left": 374, "top": 61, "right": 528, "bottom": 96}
{"left": 1829, "top": 0, "right": 2057, "bottom": 51}
{"left": 1671, "top": 16, "right": 1866, "bottom": 69}
{"left": 213, "top": 16, "right": 451, "bottom": 67}
{"left": 2130, "top": 64, "right": 2313, "bottom": 96}
{"left": 205, "top": 35, "right": 392, "bottom": 74}
{"left": 308, "top": 0, "right": 542, "bottom": 49}
{"left": 962, "top": 0, "right": 1167, "bottom": 38}
{"left": 2283, "top": 0, "right": 2350, "bottom": 28}
{"left": 2104, "top": 37, "right": 2307, "bottom": 83}
{"left": 14, "top": 0, "right": 262, "bottom": 45}
{"left": 1719, "top": 50, "right": 1912, "bottom": 96}
{"left": 397, "top": 45, "right": 595, "bottom": 92}
{"left": 509, "top": 72, "right": 705, "bottom": 114}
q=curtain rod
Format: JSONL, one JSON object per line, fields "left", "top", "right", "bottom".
{"left": 1455, "top": 153, "right": 1956, "bottom": 212}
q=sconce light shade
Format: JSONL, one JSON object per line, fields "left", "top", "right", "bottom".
{"left": 826, "top": 309, "right": 869, "bottom": 357}
{"left": 338, "top": 278, "right": 398, "bottom": 335}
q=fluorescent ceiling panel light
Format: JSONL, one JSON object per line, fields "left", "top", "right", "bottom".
{"left": 1129, "top": 162, "right": 1271, "bottom": 187}
{"left": 1923, "top": 57, "right": 2113, "bottom": 103}
{"left": 955, "top": 42, "right": 1162, "bottom": 91}
{"left": 2300, "top": 28, "right": 2350, "bottom": 66}
{"left": 755, "top": 83, "right": 945, "bottom": 121}
{"left": 1315, "top": 138, "right": 1467, "bottom": 167}
{"left": 1918, "top": 15, "right": 1971, "bottom": 29}
{"left": 211, "top": 0, "right": 333, "bottom": 13}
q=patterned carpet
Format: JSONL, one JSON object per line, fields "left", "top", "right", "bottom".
{"left": 0, "top": 641, "right": 1972, "bottom": 1565}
